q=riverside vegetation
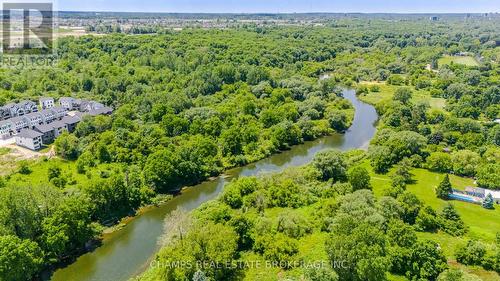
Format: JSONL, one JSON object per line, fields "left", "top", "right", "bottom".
{"left": 0, "top": 15, "right": 499, "bottom": 281}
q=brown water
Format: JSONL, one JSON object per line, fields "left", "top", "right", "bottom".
{"left": 49, "top": 89, "right": 378, "bottom": 281}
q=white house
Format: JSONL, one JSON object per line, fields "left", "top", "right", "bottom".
{"left": 0, "top": 120, "right": 13, "bottom": 139}
{"left": 59, "top": 97, "right": 81, "bottom": 110}
{"left": 18, "top": 100, "right": 38, "bottom": 114}
{"left": 39, "top": 97, "right": 55, "bottom": 109}
{"left": 80, "top": 101, "right": 104, "bottom": 112}
{"left": 23, "top": 112, "right": 44, "bottom": 128}
{"left": 15, "top": 129, "right": 43, "bottom": 150}
{"left": 4, "top": 103, "right": 21, "bottom": 117}
{"left": 39, "top": 109, "right": 56, "bottom": 124}
{"left": 51, "top": 106, "right": 68, "bottom": 120}
{"left": 9, "top": 116, "right": 29, "bottom": 133}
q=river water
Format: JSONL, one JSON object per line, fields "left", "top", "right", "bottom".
{"left": 49, "top": 89, "right": 378, "bottom": 281}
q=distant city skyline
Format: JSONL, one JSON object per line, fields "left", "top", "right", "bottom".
{"left": 59, "top": 0, "right": 500, "bottom": 13}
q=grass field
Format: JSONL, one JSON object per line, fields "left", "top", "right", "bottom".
{"left": 4, "top": 157, "right": 123, "bottom": 189}
{"left": 363, "top": 160, "right": 500, "bottom": 280}
{"left": 358, "top": 81, "right": 446, "bottom": 109}
{"left": 438, "top": 55, "right": 480, "bottom": 67}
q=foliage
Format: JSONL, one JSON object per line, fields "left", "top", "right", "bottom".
{"left": 436, "top": 174, "right": 453, "bottom": 199}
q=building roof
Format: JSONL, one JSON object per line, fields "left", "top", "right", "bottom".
{"left": 3, "top": 103, "right": 17, "bottom": 109}
{"left": 18, "top": 100, "right": 35, "bottom": 106}
{"left": 34, "top": 124, "right": 55, "bottom": 133}
{"left": 24, "top": 112, "right": 42, "bottom": 118}
{"left": 61, "top": 115, "right": 81, "bottom": 125}
{"left": 50, "top": 121, "right": 67, "bottom": 129}
{"left": 17, "top": 129, "right": 43, "bottom": 139}
{"left": 51, "top": 106, "right": 67, "bottom": 113}
{"left": 39, "top": 109, "right": 55, "bottom": 116}
{"left": 40, "top": 97, "right": 54, "bottom": 102}
{"left": 10, "top": 116, "right": 26, "bottom": 124}
{"left": 0, "top": 120, "right": 13, "bottom": 127}
{"left": 88, "top": 107, "right": 113, "bottom": 116}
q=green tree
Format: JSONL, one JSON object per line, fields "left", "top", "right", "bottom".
{"left": 312, "top": 150, "right": 347, "bottom": 182}
{"left": 0, "top": 235, "right": 43, "bottom": 281}
{"left": 482, "top": 194, "right": 494, "bottom": 210}
{"left": 347, "top": 166, "right": 371, "bottom": 190}
{"left": 54, "top": 132, "right": 80, "bottom": 160}
{"left": 393, "top": 87, "right": 413, "bottom": 104}
{"left": 436, "top": 175, "right": 453, "bottom": 199}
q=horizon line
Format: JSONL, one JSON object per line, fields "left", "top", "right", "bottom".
{"left": 56, "top": 10, "right": 500, "bottom": 15}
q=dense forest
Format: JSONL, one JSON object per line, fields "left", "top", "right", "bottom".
{"left": 0, "top": 15, "right": 499, "bottom": 280}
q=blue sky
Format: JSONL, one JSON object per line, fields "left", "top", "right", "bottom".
{"left": 59, "top": 0, "right": 500, "bottom": 13}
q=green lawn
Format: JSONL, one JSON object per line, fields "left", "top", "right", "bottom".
{"left": 438, "top": 55, "right": 480, "bottom": 67}
{"left": 5, "top": 158, "right": 123, "bottom": 189}
{"left": 365, "top": 161, "right": 500, "bottom": 280}
{"left": 366, "top": 162, "right": 500, "bottom": 243}
{"left": 358, "top": 81, "right": 446, "bottom": 110}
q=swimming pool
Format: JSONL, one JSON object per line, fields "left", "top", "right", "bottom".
{"left": 449, "top": 193, "right": 481, "bottom": 204}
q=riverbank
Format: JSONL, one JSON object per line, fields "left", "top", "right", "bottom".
{"left": 49, "top": 89, "right": 378, "bottom": 281}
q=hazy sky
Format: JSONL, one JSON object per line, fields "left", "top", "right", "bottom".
{"left": 59, "top": 0, "right": 500, "bottom": 13}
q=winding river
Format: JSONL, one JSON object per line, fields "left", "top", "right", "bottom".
{"left": 49, "top": 89, "right": 378, "bottom": 281}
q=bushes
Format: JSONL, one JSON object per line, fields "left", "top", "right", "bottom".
{"left": 312, "top": 150, "right": 347, "bottom": 182}
{"left": 456, "top": 240, "right": 487, "bottom": 266}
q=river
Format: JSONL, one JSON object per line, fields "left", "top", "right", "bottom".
{"left": 49, "top": 89, "right": 378, "bottom": 281}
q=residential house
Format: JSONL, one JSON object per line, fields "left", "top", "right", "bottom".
{"left": 59, "top": 97, "right": 81, "bottom": 111}
{"left": 9, "top": 116, "right": 29, "bottom": 133}
{"left": 34, "top": 121, "right": 67, "bottom": 144}
{"left": 39, "top": 97, "right": 55, "bottom": 109}
{"left": 18, "top": 100, "right": 38, "bottom": 114}
{"left": 50, "top": 121, "right": 67, "bottom": 137}
{"left": 80, "top": 100, "right": 104, "bottom": 112}
{"left": 15, "top": 129, "right": 43, "bottom": 150}
{"left": 39, "top": 109, "right": 56, "bottom": 124}
{"left": 51, "top": 106, "right": 68, "bottom": 120}
{"left": 3, "top": 103, "right": 21, "bottom": 118}
{"left": 61, "top": 115, "right": 81, "bottom": 132}
{"left": 465, "top": 187, "right": 485, "bottom": 198}
{"left": 88, "top": 106, "right": 113, "bottom": 116}
{"left": 23, "top": 112, "right": 43, "bottom": 128}
{"left": 0, "top": 120, "right": 13, "bottom": 139}
{"left": 0, "top": 107, "right": 9, "bottom": 120}
{"left": 34, "top": 123, "right": 57, "bottom": 144}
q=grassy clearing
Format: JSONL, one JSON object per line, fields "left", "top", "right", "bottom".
{"left": 4, "top": 158, "right": 123, "bottom": 189}
{"left": 358, "top": 81, "right": 446, "bottom": 109}
{"left": 438, "top": 55, "right": 480, "bottom": 67}
{"left": 365, "top": 161, "right": 500, "bottom": 243}
{"left": 365, "top": 161, "right": 500, "bottom": 280}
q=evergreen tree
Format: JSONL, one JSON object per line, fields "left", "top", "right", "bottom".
{"left": 482, "top": 194, "right": 495, "bottom": 210}
{"left": 436, "top": 175, "right": 453, "bottom": 199}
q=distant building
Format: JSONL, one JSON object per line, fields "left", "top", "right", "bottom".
{"left": 59, "top": 97, "right": 81, "bottom": 111}
{"left": 9, "top": 116, "right": 29, "bottom": 133}
{"left": 80, "top": 100, "right": 105, "bottom": 112}
{"left": 34, "top": 123, "right": 57, "bottom": 144}
{"left": 39, "top": 97, "right": 55, "bottom": 109}
{"left": 51, "top": 106, "right": 68, "bottom": 120}
{"left": 430, "top": 16, "right": 439, "bottom": 21}
{"left": 18, "top": 100, "right": 38, "bottom": 114}
{"left": 465, "top": 187, "right": 500, "bottom": 204}
{"left": 39, "top": 109, "right": 56, "bottom": 124}
{"left": 88, "top": 106, "right": 113, "bottom": 116}
{"left": 61, "top": 115, "right": 81, "bottom": 132}
{"left": 15, "top": 129, "right": 43, "bottom": 150}
{"left": 23, "top": 112, "right": 44, "bottom": 128}
{"left": 0, "top": 120, "right": 13, "bottom": 139}
{"left": 494, "top": 119, "right": 500, "bottom": 124}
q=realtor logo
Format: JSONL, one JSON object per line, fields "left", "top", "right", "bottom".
{"left": 1, "top": 1, "right": 55, "bottom": 55}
